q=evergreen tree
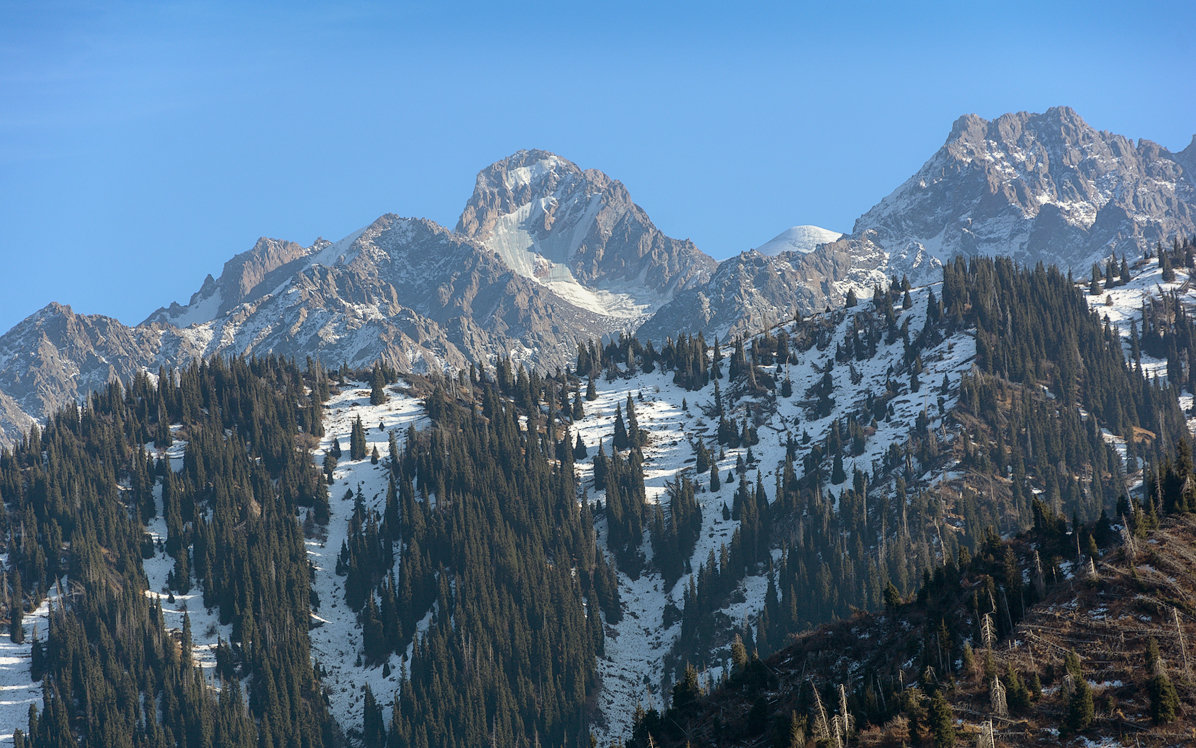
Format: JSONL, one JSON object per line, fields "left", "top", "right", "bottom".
{"left": 369, "top": 364, "right": 388, "bottom": 405}
{"left": 351, "top": 415, "right": 368, "bottom": 461}
{"left": 1146, "top": 638, "right": 1179, "bottom": 724}
{"left": 1064, "top": 650, "right": 1094, "bottom": 732}
{"left": 830, "top": 452, "right": 846, "bottom": 485}
{"left": 927, "top": 690, "right": 955, "bottom": 748}
{"left": 613, "top": 404, "right": 630, "bottom": 451}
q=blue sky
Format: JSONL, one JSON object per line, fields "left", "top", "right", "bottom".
{"left": 1, "top": 0, "right": 1194, "bottom": 332}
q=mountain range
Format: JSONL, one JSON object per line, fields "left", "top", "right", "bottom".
{"left": 0, "top": 106, "right": 1193, "bottom": 447}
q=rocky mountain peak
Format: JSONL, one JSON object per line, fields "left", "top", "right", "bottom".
{"left": 456, "top": 149, "right": 582, "bottom": 239}
{"left": 456, "top": 149, "right": 714, "bottom": 317}
{"left": 838, "top": 106, "right": 1196, "bottom": 285}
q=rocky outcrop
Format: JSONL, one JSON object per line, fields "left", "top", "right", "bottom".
{"left": 0, "top": 304, "right": 164, "bottom": 437}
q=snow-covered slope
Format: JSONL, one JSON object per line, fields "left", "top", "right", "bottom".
{"left": 1082, "top": 251, "right": 1196, "bottom": 438}
{"left": 138, "top": 431, "right": 236, "bottom": 683}
{"left": 754, "top": 225, "right": 843, "bottom": 255}
{"left": 578, "top": 286, "right": 976, "bottom": 742}
{"left": 307, "top": 381, "right": 426, "bottom": 738}
{"left": 0, "top": 574, "right": 55, "bottom": 747}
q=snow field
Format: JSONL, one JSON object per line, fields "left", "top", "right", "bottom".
{"left": 306, "top": 382, "right": 426, "bottom": 735}
{"left": 0, "top": 569, "right": 55, "bottom": 747}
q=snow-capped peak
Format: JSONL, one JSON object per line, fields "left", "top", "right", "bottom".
{"left": 754, "top": 225, "right": 844, "bottom": 255}
{"left": 501, "top": 152, "right": 570, "bottom": 190}
{"left": 456, "top": 150, "right": 715, "bottom": 319}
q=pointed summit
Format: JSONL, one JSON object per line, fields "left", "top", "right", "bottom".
{"left": 457, "top": 150, "right": 715, "bottom": 316}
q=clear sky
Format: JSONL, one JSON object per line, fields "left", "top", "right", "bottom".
{"left": 1, "top": 0, "right": 1194, "bottom": 333}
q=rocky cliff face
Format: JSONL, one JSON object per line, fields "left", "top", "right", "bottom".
{"left": 809, "top": 106, "right": 1196, "bottom": 296}
{"left": 637, "top": 251, "right": 814, "bottom": 342}
{"left": 164, "top": 214, "right": 617, "bottom": 371}
{"left": 145, "top": 236, "right": 313, "bottom": 326}
{"left": 0, "top": 303, "right": 164, "bottom": 438}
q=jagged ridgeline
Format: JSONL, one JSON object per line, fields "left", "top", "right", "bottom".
{"left": 0, "top": 358, "right": 333, "bottom": 748}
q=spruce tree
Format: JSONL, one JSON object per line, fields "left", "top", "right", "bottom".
{"left": 1064, "top": 650, "right": 1094, "bottom": 732}
{"left": 1147, "top": 638, "right": 1179, "bottom": 724}
{"left": 351, "top": 415, "right": 367, "bottom": 461}
{"left": 831, "top": 452, "right": 846, "bottom": 485}
{"left": 612, "top": 404, "right": 629, "bottom": 451}
{"left": 369, "top": 364, "right": 388, "bottom": 405}
{"left": 927, "top": 690, "right": 955, "bottom": 748}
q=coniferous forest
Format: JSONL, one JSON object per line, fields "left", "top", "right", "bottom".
{"left": 0, "top": 357, "right": 332, "bottom": 748}
{"left": 5, "top": 240, "right": 1196, "bottom": 746}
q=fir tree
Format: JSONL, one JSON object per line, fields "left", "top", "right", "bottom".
{"left": 1064, "top": 650, "right": 1094, "bottom": 732}
{"left": 613, "top": 404, "right": 630, "bottom": 451}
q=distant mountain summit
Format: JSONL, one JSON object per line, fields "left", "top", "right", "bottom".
{"left": 0, "top": 152, "right": 718, "bottom": 445}
{"left": 754, "top": 225, "right": 843, "bottom": 255}
{"left": 813, "top": 105, "right": 1196, "bottom": 291}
